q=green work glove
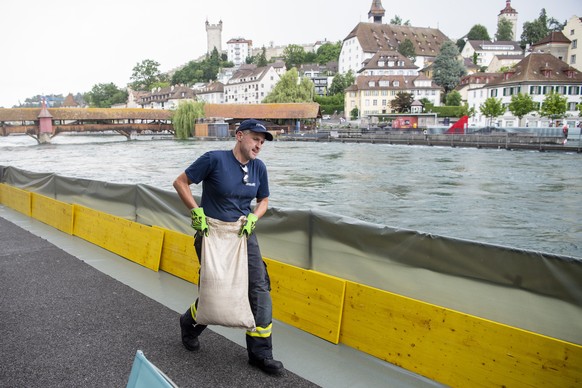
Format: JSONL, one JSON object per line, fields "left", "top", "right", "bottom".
{"left": 239, "top": 213, "right": 258, "bottom": 238}
{"left": 191, "top": 207, "right": 208, "bottom": 236}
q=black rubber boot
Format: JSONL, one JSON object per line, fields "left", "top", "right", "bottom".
{"left": 179, "top": 308, "right": 201, "bottom": 351}
{"left": 248, "top": 358, "right": 285, "bottom": 375}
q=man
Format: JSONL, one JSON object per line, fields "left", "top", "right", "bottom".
{"left": 173, "top": 119, "right": 284, "bottom": 375}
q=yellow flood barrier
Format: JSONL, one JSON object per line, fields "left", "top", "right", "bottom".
{"left": 73, "top": 204, "right": 163, "bottom": 271}
{"left": 265, "top": 258, "right": 345, "bottom": 344}
{"left": 0, "top": 183, "right": 31, "bottom": 217}
{"left": 154, "top": 226, "right": 199, "bottom": 284}
{"left": 31, "top": 193, "right": 74, "bottom": 235}
{"left": 340, "top": 281, "right": 582, "bottom": 387}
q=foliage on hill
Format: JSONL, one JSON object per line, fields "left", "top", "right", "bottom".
{"left": 171, "top": 48, "right": 233, "bottom": 86}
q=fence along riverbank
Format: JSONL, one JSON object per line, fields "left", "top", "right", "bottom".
{"left": 279, "top": 129, "right": 582, "bottom": 152}
{"left": 1, "top": 165, "right": 581, "bottom": 387}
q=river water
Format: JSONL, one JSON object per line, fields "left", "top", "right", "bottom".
{"left": 1, "top": 134, "right": 581, "bottom": 259}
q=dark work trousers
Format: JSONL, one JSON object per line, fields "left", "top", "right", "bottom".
{"left": 193, "top": 232, "right": 274, "bottom": 361}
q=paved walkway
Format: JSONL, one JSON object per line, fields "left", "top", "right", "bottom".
{"left": 0, "top": 207, "right": 443, "bottom": 388}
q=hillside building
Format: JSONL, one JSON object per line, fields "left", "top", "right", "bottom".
{"left": 339, "top": 0, "right": 449, "bottom": 74}
{"left": 223, "top": 64, "right": 280, "bottom": 104}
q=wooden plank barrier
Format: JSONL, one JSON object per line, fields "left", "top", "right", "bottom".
{"left": 340, "top": 281, "right": 582, "bottom": 387}
{"left": 31, "top": 193, "right": 74, "bottom": 235}
{"left": 154, "top": 226, "right": 199, "bottom": 284}
{"left": 3, "top": 184, "right": 581, "bottom": 386}
{"left": 73, "top": 204, "right": 163, "bottom": 271}
{"left": 265, "top": 258, "right": 345, "bottom": 344}
{"left": 0, "top": 183, "right": 32, "bottom": 217}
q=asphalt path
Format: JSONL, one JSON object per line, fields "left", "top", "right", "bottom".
{"left": 0, "top": 216, "right": 319, "bottom": 388}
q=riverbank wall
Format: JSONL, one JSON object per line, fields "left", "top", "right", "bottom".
{"left": 280, "top": 132, "right": 581, "bottom": 152}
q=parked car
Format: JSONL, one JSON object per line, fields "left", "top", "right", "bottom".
{"left": 322, "top": 115, "right": 331, "bottom": 120}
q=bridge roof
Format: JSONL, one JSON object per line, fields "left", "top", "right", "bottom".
{"left": 204, "top": 103, "right": 321, "bottom": 120}
{"left": 0, "top": 108, "right": 172, "bottom": 122}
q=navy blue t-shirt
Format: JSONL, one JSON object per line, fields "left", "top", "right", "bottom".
{"left": 184, "top": 150, "right": 270, "bottom": 222}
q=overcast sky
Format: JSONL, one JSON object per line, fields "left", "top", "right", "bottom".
{"left": 0, "top": 0, "right": 579, "bottom": 108}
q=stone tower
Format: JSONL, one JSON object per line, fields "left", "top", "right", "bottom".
{"left": 498, "top": 0, "right": 518, "bottom": 41}
{"left": 368, "top": 0, "right": 385, "bottom": 24}
{"left": 206, "top": 19, "right": 223, "bottom": 55}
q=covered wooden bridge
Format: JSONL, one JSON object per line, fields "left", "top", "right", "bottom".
{"left": 0, "top": 107, "right": 173, "bottom": 143}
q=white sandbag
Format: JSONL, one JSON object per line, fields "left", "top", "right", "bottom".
{"left": 195, "top": 216, "right": 256, "bottom": 330}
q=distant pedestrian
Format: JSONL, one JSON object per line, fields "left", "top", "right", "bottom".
{"left": 563, "top": 124, "right": 569, "bottom": 145}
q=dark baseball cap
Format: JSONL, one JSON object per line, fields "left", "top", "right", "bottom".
{"left": 236, "top": 119, "right": 273, "bottom": 141}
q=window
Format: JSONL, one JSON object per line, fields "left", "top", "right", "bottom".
{"left": 573, "top": 39, "right": 578, "bottom": 49}
{"left": 571, "top": 55, "right": 577, "bottom": 65}
{"left": 568, "top": 102, "right": 577, "bottom": 111}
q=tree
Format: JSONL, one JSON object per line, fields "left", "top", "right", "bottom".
{"left": 263, "top": 68, "right": 314, "bottom": 103}
{"left": 84, "top": 83, "right": 128, "bottom": 108}
{"left": 461, "top": 102, "right": 477, "bottom": 118}
{"left": 130, "top": 59, "right": 164, "bottom": 91}
{"left": 171, "top": 101, "right": 205, "bottom": 140}
{"left": 445, "top": 90, "right": 462, "bottom": 106}
{"left": 171, "top": 50, "right": 232, "bottom": 85}
{"left": 315, "top": 41, "right": 341, "bottom": 65}
{"left": 467, "top": 24, "right": 491, "bottom": 41}
{"left": 390, "top": 15, "right": 410, "bottom": 26}
{"left": 432, "top": 41, "right": 466, "bottom": 95}
{"left": 456, "top": 38, "right": 467, "bottom": 51}
{"left": 254, "top": 46, "right": 268, "bottom": 67}
{"left": 398, "top": 39, "right": 416, "bottom": 62}
{"left": 390, "top": 92, "right": 413, "bottom": 113}
{"left": 350, "top": 107, "right": 359, "bottom": 120}
{"left": 520, "top": 8, "right": 565, "bottom": 48}
{"left": 282, "top": 44, "right": 306, "bottom": 70}
{"left": 508, "top": 93, "right": 536, "bottom": 126}
{"left": 419, "top": 97, "right": 433, "bottom": 112}
{"left": 479, "top": 97, "right": 505, "bottom": 126}
{"left": 314, "top": 93, "right": 344, "bottom": 115}
{"left": 328, "top": 70, "right": 355, "bottom": 96}
{"left": 539, "top": 91, "right": 567, "bottom": 125}
{"left": 495, "top": 18, "right": 514, "bottom": 41}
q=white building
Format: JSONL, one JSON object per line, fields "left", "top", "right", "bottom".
{"left": 223, "top": 64, "right": 280, "bottom": 104}
{"left": 339, "top": 0, "right": 449, "bottom": 75}
{"left": 457, "top": 73, "right": 503, "bottom": 125}
{"left": 298, "top": 64, "right": 334, "bottom": 97}
{"left": 530, "top": 31, "right": 571, "bottom": 63}
{"left": 466, "top": 53, "right": 582, "bottom": 127}
{"left": 461, "top": 40, "right": 523, "bottom": 69}
{"left": 227, "top": 38, "right": 252, "bottom": 67}
{"left": 138, "top": 85, "right": 197, "bottom": 110}
{"left": 196, "top": 82, "right": 225, "bottom": 104}
{"left": 563, "top": 16, "right": 582, "bottom": 72}
{"left": 345, "top": 74, "right": 441, "bottom": 118}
